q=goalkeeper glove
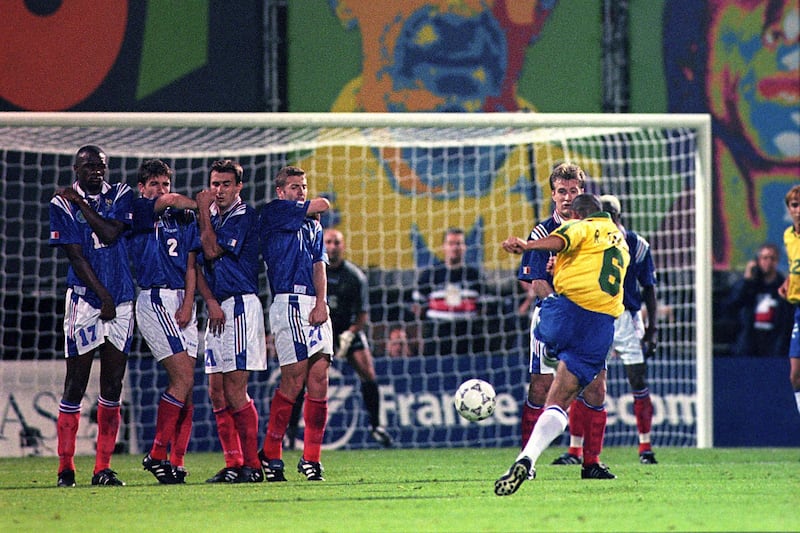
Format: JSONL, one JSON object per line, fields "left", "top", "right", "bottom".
{"left": 335, "top": 330, "right": 355, "bottom": 359}
{"left": 641, "top": 339, "right": 657, "bottom": 359}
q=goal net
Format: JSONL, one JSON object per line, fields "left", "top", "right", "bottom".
{"left": 0, "top": 112, "right": 711, "bottom": 457}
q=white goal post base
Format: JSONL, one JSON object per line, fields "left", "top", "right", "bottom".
{"left": 0, "top": 112, "right": 711, "bottom": 456}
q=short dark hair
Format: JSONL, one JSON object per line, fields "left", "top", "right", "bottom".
{"left": 571, "top": 193, "right": 602, "bottom": 219}
{"left": 137, "top": 159, "right": 172, "bottom": 184}
{"left": 75, "top": 144, "right": 105, "bottom": 164}
{"left": 757, "top": 243, "right": 780, "bottom": 257}
{"left": 210, "top": 159, "right": 243, "bottom": 183}
{"left": 443, "top": 227, "right": 465, "bottom": 242}
{"left": 275, "top": 165, "right": 306, "bottom": 188}
{"left": 549, "top": 163, "right": 586, "bottom": 191}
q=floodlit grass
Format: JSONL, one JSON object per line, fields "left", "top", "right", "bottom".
{"left": 1, "top": 447, "right": 798, "bottom": 532}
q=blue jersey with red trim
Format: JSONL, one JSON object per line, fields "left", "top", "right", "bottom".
{"left": 259, "top": 199, "right": 328, "bottom": 296}
{"left": 517, "top": 211, "right": 568, "bottom": 295}
{"left": 49, "top": 181, "right": 135, "bottom": 308}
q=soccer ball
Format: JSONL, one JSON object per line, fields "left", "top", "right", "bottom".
{"left": 454, "top": 379, "right": 496, "bottom": 422}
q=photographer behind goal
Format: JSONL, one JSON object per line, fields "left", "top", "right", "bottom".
{"left": 724, "top": 243, "right": 793, "bottom": 357}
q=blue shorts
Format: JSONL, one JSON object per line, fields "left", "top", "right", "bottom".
{"left": 533, "top": 295, "right": 615, "bottom": 387}
{"left": 790, "top": 306, "right": 800, "bottom": 359}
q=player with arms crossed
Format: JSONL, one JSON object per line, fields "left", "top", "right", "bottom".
{"left": 129, "top": 159, "right": 201, "bottom": 484}
{"left": 495, "top": 194, "right": 629, "bottom": 496}
{"left": 778, "top": 185, "right": 800, "bottom": 416}
{"left": 196, "top": 159, "right": 266, "bottom": 483}
{"left": 49, "top": 145, "right": 135, "bottom": 487}
{"left": 259, "top": 166, "right": 333, "bottom": 482}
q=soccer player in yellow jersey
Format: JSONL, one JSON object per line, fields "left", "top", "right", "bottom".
{"left": 778, "top": 185, "right": 800, "bottom": 416}
{"left": 495, "top": 193, "right": 630, "bottom": 496}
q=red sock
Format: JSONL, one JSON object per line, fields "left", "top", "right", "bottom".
{"left": 231, "top": 400, "right": 260, "bottom": 469}
{"left": 582, "top": 403, "right": 607, "bottom": 466}
{"left": 94, "top": 398, "right": 121, "bottom": 474}
{"left": 57, "top": 402, "right": 81, "bottom": 473}
{"left": 520, "top": 401, "right": 543, "bottom": 447}
{"left": 262, "top": 389, "right": 295, "bottom": 460}
{"left": 302, "top": 395, "right": 328, "bottom": 463}
{"left": 150, "top": 393, "right": 183, "bottom": 460}
{"left": 567, "top": 399, "right": 588, "bottom": 457}
{"left": 634, "top": 390, "right": 653, "bottom": 453}
{"left": 171, "top": 404, "right": 194, "bottom": 468}
{"left": 214, "top": 407, "right": 243, "bottom": 468}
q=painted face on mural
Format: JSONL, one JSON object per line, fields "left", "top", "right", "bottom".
{"left": 330, "top": 0, "right": 557, "bottom": 112}
{"left": 706, "top": 0, "right": 800, "bottom": 162}
{"left": 666, "top": 0, "right": 800, "bottom": 269}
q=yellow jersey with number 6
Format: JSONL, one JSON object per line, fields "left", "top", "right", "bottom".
{"left": 551, "top": 213, "right": 630, "bottom": 317}
{"left": 783, "top": 226, "right": 800, "bottom": 305}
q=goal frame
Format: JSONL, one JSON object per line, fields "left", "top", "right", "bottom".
{"left": 0, "top": 111, "right": 713, "bottom": 448}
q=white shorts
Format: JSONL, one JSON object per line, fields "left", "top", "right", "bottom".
{"left": 135, "top": 288, "right": 199, "bottom": 361}
{"left": 63, "top": 289, "right": 134, "bottom": 357}
{"left": 610, "top": 310, "right": 645, "bottom": 365}
{"left": 269, "top": 294, "right": 333, "bottom": 367}
{"left": 204, "top": 293, "right": 267, "bottom": 374}
{"left": 528, "top": 305, "right": 555, "bottom": 376}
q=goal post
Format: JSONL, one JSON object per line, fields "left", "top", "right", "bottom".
{"left": 0, "top": 112, "right": 712, "bottom": 456}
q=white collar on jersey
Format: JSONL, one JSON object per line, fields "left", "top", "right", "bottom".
{"left": 72, "top": 180, "right": 111, "bottom": 198}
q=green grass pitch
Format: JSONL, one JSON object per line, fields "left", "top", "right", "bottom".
{"left": 1, "top": 447, "right": 798, "bottom": 532}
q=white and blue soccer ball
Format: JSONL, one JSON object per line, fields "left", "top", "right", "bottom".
{"left": 454, "top": 378, "right": 496, "bottom": 422}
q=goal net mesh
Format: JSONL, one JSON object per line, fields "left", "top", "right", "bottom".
{"left": 0, "top": 116, "right": 703, "bottom": 456}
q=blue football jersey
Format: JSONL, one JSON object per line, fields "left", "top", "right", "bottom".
{"left": 622, "top": 229, "right": 657, "bottom": 312}
{"left": 517, "top": 211, "right": 568, "bottom": 291}
{"left": 201, "top": 199, "right": 261, "bottom": 301}
{"left": 49, "top": 181, "right": 135, "bottom": 308}
{"left": 259, "top": 199, "right": 328, "bottom": 296}
{"left": 128, "top": 197, "right": 200, "bottom": 289}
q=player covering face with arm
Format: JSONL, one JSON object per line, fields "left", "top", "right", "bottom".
{"left": 259, "top": 166, "right": 334, "bottom": 482}
{"left": 195, "top": 159, "right": 266, "bottom": 483}
{"left": 130, "top": 159, "right": 200, "bottom": 484}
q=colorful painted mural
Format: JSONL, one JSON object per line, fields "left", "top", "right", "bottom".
{"left": 0, "top": 1, "right": 263, "bottom": 111}
{"left": 326, "top": 0, "right": 556, "bottom": 112}
{"left": 313, "top": 0, "right": 799, "bottom": 271}
{"left": 292, "top": 143, "right": 602, "bottom": 271}
{"left": 1, "top": 0, "right": 796, "bottom": 271}
{"left": 665, "top": 0, "right": 799, "bottom": 270}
